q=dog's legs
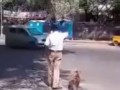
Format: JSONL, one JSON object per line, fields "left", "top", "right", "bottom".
{"left": 68, "top": 84, "right": 74, "bottom": 90}
{"left": 73, "top": 85, "right": 77, "bottom": 90}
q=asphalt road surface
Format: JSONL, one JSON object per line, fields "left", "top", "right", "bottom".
{"left": 0, "top": 43, "right": 120, "bottom": 90}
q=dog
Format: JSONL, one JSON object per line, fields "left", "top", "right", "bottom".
{"left": 68, "top": 70, "right": 80, "bottom": 90}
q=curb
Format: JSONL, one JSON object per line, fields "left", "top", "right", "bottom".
{"left": 65, "top": 40, "right": 111, "bottom": 44}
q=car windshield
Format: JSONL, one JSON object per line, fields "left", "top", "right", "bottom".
{"left": 28, "top": 28, "right": 42, "bottom": 35}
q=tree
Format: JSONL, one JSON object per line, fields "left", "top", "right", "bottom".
{"left": 3, "top": 0, "right": 52, "bottom": 12}
{"left": 25, "top": 0, "right": 51, "bottom": 11}
{"left": 111, "top": 0, "right": 120, "bottom": 22}
{"left": 112, "top": 0, "right": 120, "bottom": 14}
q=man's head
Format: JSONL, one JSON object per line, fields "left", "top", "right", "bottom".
{"left": 50, "top": 14, "right": 58, "bottom": 31}
{"left": 60, "top": 16, "right": 66, "bottom": 26}
{"left": 51, "top": 14, "right": 56, "bottom": 23}
{"left": 51, "top": 26, "right": 58, "bottom": 32}
{"left": 61, "top": 15, "right": 65, "bottom": 19}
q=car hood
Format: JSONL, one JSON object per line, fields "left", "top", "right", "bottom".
{"left": 32, "top": 33, "right": 48, "bottom": 43}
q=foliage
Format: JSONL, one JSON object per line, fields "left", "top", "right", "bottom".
{"left": 53, "top": 1, "right": 71, "bottom": 17}
{"left": 79, "top": 0, "right": 89, "bottom": 10}
{"left": 112, "top": 0, "right": 120, "bottom": 13}
{"left": 3, "top": 0, "right": 52, "bottom": 11}
{"left": 3, "top": 0, "right": 120, "bottom": 22}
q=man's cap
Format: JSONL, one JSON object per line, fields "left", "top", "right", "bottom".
{"left": 50, "top": 22, "right": 58, "bottom": 30}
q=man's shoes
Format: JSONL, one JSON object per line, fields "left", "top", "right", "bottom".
{"left": 47, "top": 83, "right": 52, "bottom": 87}
{"left": 52, "top": 86, "right": 62, "bottom": 89}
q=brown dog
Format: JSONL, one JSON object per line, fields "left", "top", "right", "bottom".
{"left": 68, "top": 70, "right": 80, "bottom": 90}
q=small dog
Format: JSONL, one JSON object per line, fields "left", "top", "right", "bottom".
{"left": 68, "top": 70, "right": 80, "bottom": 90}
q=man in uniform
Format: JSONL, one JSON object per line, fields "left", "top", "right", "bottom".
{"left": 45, "top": 16, "right": 68, "bottom": 89}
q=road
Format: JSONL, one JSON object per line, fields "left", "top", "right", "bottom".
{"left": 0, "top": 42, "right": 120, "bottom": 90}
{"left": 62, "top": 44, "right": 120, "bottom": 90}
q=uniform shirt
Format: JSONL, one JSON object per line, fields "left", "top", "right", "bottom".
{"left": 45, "top": 31, "right": 68, "bottom": 51}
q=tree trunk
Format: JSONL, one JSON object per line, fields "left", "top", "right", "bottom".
{"left": 85, "top": 9, "right": 89, "bottom": 21}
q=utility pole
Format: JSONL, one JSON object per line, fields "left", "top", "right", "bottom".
{"left": 0, "top": 0, "right": 3, "bottom": 37}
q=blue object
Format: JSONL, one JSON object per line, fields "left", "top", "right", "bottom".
{"left": 68, "top": 21, "right": 73, "bottom": 39}
{"left": 58, "top": 20, "right": 73, "bottom": 39}
{"left": 28, "top": 20, "right": 45, "bottom": 35}
{"left": 27, "top": 20, "right": 73, "bottom": 39}
{"left": 49, "top": 20, "right": 59, "bottom": 30}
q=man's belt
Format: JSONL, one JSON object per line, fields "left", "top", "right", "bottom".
{"left": 49, "top": 49, "right": 62, "bottom": 52}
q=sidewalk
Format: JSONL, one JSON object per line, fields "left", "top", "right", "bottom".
{"left": 64, "top": 40, "right": 120, "bottom": 51}
{"left": 0, "top": 35, "right": 5, "bottom": 39}
{"left": 0, "top": 36, "right": 5, "bottom": 45}
{"left": 65, "top": 40, "right": 112, "bottom": 44}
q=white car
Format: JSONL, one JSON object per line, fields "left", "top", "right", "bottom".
{"left": 4, "top": 25, "right": 47, "bottom": 48}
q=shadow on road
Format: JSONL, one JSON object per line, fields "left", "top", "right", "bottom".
{"left": 63, "top": 49, "right": 75, "bottom": 54}
{"left": 0, "top": 45, "right": 75, "bottom": 89}
{"left": 60, "top": 69, "right": 71, "bottom": 80}
{"left": 0, "top": 45, "right": 48, "bottom": 89}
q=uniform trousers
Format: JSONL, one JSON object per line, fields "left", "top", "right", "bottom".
{"left": 47, "top": 50, "right": 62, "bottom": 88}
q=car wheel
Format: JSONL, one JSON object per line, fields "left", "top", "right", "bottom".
{"left": 114, "top": 41, "right": 119, "bottom": 46}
